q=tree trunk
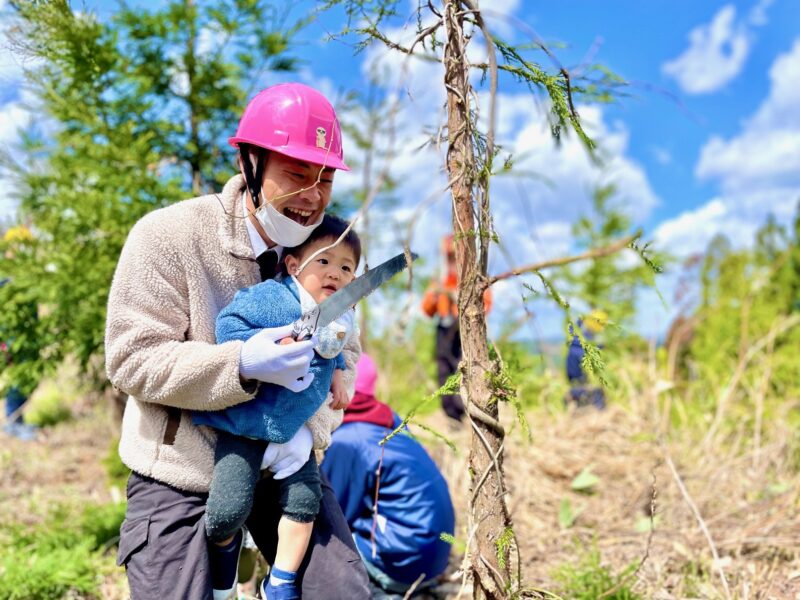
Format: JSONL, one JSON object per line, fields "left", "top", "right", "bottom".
{"left": 443, "top": 2, "right": 512, "bottom": 598}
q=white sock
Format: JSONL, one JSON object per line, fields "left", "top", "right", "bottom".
{"left": 269, "top": 566, "right": 297, "bottom": 587}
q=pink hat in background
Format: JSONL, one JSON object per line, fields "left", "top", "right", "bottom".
{"left": 354, "top": 353, "right": 377, "bottom": 396}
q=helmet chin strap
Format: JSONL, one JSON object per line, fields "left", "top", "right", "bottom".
{"left": 240, "top": 145, "right": 266, "bottom": 210}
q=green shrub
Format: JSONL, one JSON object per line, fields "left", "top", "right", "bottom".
{"left": 0, "top": 501, "right": 126, "bottom": 599}
{"left": 0, "top": 542, "right": 99, "bottom": 600}
{"left": 24, "top": 382, "right": 73, "bottom": 427}
{"left": 552, "top": 544, "right": 642, "bottom": 600}
{"left": 367, "top": 321, "right": 438, "bottom": 417}
{"left": 103, "top": 438, "right": 131, "bottom": 488}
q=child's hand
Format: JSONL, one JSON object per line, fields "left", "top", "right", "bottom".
{"left": 330, "top": 385, "right": 350, "bottom": 410}
{"left": 329, "top": 371, "right": 350, "bottom": 410}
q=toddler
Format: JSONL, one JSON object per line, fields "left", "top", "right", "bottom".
{"left": 193, "top": 214, "right": 360, "bottom": 600}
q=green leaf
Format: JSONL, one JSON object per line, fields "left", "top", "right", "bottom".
{"left": 558, "top": 498, "right": 583, "bottom": 529}
{"left": 571, "top": 466, "right": 600, "bottom": 493}
{"left": 634, "top": 515, "right": 659, "bottom": 533}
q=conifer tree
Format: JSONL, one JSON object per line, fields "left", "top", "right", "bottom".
{"left": 0, "top": 0, "right": 301, "bottom": 389}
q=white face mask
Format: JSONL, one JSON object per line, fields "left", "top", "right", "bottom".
{"left": 254, "top": 202, "right": 322, "bottom": 248}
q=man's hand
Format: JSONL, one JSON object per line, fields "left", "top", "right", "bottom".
{"left": 329, "top": 370, "right": 350, "bottom": 410}
{"left": 261, "top": 425, "right": 313, "bottom": 479}
{"left": 239, "top": 324, "right": 315, "bottom": 392}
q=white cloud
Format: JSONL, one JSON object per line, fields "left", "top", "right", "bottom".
{"left": 662, "top": 5, "right": 751, "bottom": 94}
{"left": 651, "top": 146, "right": 672, "bottom": 165}
{"left": 656, "top": 38, "right": 800, "bottom": 259}
{"left": 477, "top": 0, "right": 522, "bottom": 39}
{"left": 0, "top": 101, "right": 28, "bottom": 145}
{"left": 653, "top": 198, "right": 728, "bottom": 251}
{"left": 0, "top": 48, "right": 23, "bottom": 86}
{"left": 0, "top": 99, "right": 33, "bottom": 220}
{"left": 747, "top": 0, "right": 774, "bottom": 26}
{"left": 696, "top": 38, "right": 800, "bottom": 190}
{"left": 1, "top": 31, "right": 24, "bottom": 88}
{"left": 344, "top": 27, "right": 662, "bottom": 342}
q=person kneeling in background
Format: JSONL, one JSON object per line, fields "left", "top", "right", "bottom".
{"left": 321, "top": 353, "right": 455, "bottom": 599}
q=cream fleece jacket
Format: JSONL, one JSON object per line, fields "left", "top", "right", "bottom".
{"left": 105, "top": 175, "right": 356, "bottom": 493}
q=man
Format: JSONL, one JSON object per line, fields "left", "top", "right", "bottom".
{"left": 565, "top": 310, "right": 607, "bottom": 409}
{"left": 421, "top": 235, "right": 492, "bottom": 422}
{"left": 106, "top": 83, "right": 369, "bottom": 599}
{"left": 321, "top": 353, "right": 455, "bottom": 599}
{"left": 1, "top": 260, "right": 41, "bottom": 442}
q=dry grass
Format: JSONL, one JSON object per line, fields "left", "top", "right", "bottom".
{"left": 2, "top": 374, "right": 799, "bottom": 599}
{"left": 417, "top": 397, "right": 800, "bottom": 599}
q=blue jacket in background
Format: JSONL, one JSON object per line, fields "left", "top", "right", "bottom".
{"left": 320, "top": 414, "right": 455, "bottom": 585}
{"left": 567, "top": 321, "right": 600, "bottom": 384}
{"left": 566, "top": 335, "right": 587, "bottom": 383}
{"left": 192, "top": 278, "right": 344, "bottom": 443}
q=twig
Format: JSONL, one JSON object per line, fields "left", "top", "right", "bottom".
{"left": 469, "top": 416, "right": 506, "bottom": 497}
{"left": 598, "top": 470, "right": 657, "bottom": 599}
{"left": 664, "top": 453, "right": 732, "bottom": 599}
{"left": 402, "top": 573, "right": 426, "bottom": 599}
{"left": 369, "top": 444, "right": 386, "bottom": 560}
{"left": 488, "top": 233, "right": 638, "bottom": 285}
{"left": 362, "top": 20, "right": 443, "bottom": 59}
{"left": 467, "top": 403, "right": 504, "bottom": 435}
{"left": 752, "top": 330, "right": 775, "bottom": 469}
{"left": 471, "top": 440, "right": 505, "bottom": 504}
{"left": 456, "top": 515, "right": 488, "bottom": 599}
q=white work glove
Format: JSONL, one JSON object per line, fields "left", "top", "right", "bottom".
{"left": 239, "top": 324, "right": 315, "bottom": 392}
{"left": 261, "top": 425, "right": 313, "bottom": 479}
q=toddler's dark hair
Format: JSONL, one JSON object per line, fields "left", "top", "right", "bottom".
{"left": 282, "top": 214, "right": 361, "bottom": 275}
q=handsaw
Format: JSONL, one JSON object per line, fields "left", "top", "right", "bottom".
{"left": 291, "top": 251, "right": 418, "bottom": 340}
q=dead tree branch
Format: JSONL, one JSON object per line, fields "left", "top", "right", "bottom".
{"left": 488, "top": 233, "right": 638, "bottom": 285}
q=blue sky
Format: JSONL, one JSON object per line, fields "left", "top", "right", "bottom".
{"left": 1, "top": 0, "right": 799, "bottom": 340}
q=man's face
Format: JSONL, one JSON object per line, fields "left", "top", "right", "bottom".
{"left": 260, "top": 153, "right": 335, "bottom": 226}
{"left": 285, "top": 240, "right": 357, "bottom": 303}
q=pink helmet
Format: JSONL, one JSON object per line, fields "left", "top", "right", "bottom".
{"left": 354, "top": 353, "right": 378, "bottom": 396}
{"left": 229, "top": 83, "right": 349, "bottom": 171}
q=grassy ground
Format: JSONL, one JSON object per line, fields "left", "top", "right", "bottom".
{"left": 419, "top": 401, "right": 800, "bottom": 599}
{"left": 1, "top": 377, "right": 798, "bottom": 599}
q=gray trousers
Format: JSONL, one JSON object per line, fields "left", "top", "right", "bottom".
{"left": 118, "top": 471, "right": 370, "bottom": 599}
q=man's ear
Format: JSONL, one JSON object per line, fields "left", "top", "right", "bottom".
{"left": 284, "top": 254, "right": 299, "bottom": 275}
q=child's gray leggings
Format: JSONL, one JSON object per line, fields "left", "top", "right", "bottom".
{"left": 205, "top": 431, "right": 322, "bottom": 543}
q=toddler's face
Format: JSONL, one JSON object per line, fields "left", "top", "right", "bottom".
{"left": 285, "top": 240, "right": 357, "bottom": 303}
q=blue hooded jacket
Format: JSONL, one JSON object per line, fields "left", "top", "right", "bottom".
{"left": 320, "top": 414, "right": 455, "bottom": 585}
{"left": 192, "top": 277, "right": 344, "bottom": 443}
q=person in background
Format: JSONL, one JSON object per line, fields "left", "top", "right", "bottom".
{"left": 2, "top": 386, "right": 38, "bottom": 441}
{"left": 421, "top": 235, "right": 492, "bottom": 422}
{"left": 321, "top": 353, "right": 455, "bottom": 599}
{"left": 0, "top": 242, "right": 41, "bottom": 442}
{"left": 565, "top": 310, "right": 607, "bottom": 409}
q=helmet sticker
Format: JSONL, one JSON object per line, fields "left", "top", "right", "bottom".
{"left": 316, "top": 127, "right": 327, "bottom": 149}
